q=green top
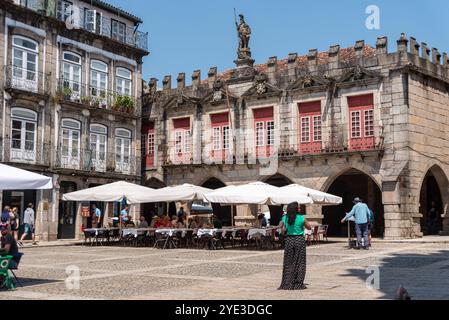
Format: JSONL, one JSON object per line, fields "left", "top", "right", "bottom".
{"left": 282, "top": 214, "right": 305, "bottom": 236}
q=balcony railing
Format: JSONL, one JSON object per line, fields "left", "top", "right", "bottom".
{"left": 10, "top": 0, "right": 149, "bottom": 51}
{"left": 55, "top": 147, "right": 139, "bottom": 175}
{"left": 57, "top": 79, "right": 141, "bottom": 116}
{"left": 0, "top": 138, "right": 51, "bottom": 166}
{"left": 4, "top": 65, "right": 49, "bottom": 95}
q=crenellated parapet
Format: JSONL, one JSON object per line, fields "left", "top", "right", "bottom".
{"left": 143, "top": 34, "right": 449, "bottom": 109}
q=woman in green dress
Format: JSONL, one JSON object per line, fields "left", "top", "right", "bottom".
{"left": 278, "top": 202, "right": 312, "bottom": 290}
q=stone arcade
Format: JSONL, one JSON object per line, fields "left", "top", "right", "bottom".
{"left": 142, "top": 33, "right": 449, "bottom": 240}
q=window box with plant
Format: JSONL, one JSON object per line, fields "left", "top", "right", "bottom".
{"left": 113, "top": 95, "right": 135, "bottom": 114}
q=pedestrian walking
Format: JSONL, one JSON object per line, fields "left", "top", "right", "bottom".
{"left": 278, "top": 202, "right": 312, "bottom": 290}
{"left": 341, "top": 197, "right": 370, "bottom": 250}
{"left": 19, "top": 203, "right": 36, "bottom": 246}
{"left": 367, "top": 207, "right": 374, "bottom": 247}
{"left": 9, "top": 207, "right": 20, "bottom": 241}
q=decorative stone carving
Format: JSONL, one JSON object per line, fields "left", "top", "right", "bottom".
{"left": 255, "top": 73, "right": 268, "bottom": 95}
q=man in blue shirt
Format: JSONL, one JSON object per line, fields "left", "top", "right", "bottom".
{"left": 120, "top": 205, "right": 130, "bottom": 224}
{"left": 91, "top": 204, "right": 102, "bottom": 228}
{"left": 341, "top": 197, "right": 370, "bottom": 250}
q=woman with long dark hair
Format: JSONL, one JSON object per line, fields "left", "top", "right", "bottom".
{"left": 278, "top": 202, "right": 312, "bottom": 290}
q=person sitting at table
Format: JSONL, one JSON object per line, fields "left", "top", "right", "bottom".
{"left": 150, "top": 216, "right": 160, "bottom": 228}
{"left": 256, "top": 213, "right": 268, "bottom": 228}
{"left": 188, "top": 216, "right": 200, "bottom": 229}
{"left": 139, "top": 216, "right": 149, "bottom": 228}
{"left": 176, "top": 215, "right": 186, "bottom": 228}
{"left": 170, "top": 215, "right": 178, "bottom": 228}
{"left": 161, "top": 215, "right": 171, "bottom": 228}
{"left": 125, "top": 216, "right": 135, "bottom": 227}
{"left": 0, "top": 225, "right": 20, "bottom": 269}
{"left": 211, "top": 215, "right": 223, "bottom": 229}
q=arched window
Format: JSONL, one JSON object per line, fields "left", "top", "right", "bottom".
{"left": 12, "top": 36, "right": 39, "bottom": 92}
{"left": 90, "top": 60, "right": 108, "bottom": 100}
{"left": 89, "top": 124, "right": 108, "bottom": 172}
{"left": 60, "top": 119, "right": 81, "bottom": 169}
{"left": 10, "top": 108, "right": 37, "bottom": 162}
{"left": 115, "top": 128, "right": 132, "bottom": 173}
{"left": 116, "top": 67, "right": 132, "bottom": 96}
{"left": 62, "top": 52, "right": 82, "bottom": 100}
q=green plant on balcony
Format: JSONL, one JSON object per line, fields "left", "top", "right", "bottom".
{"left": 113, "top": 95, "right": 135, "bottom": 113}
{"left": 62, "top": 86, "right": 73, "bottom": 100}
{"left": 81, "top": 96, "right": 92, "bottom": 105}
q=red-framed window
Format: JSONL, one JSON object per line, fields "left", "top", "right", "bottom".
{"left": 253, "top": 107, "right": 275, "bottom": 158}
{"left": 142, "top": 122, "right": 155, "bottom": 168}
{"left": 348, "top": 94, "right": 375, "bottom": 151}
{"left": 298, "top": 101, "right": 322, "bottom": 154}
{"left": 173, "top": 117, "right": 191, "bottom": 163}
{"left": 210, "top": 112, "right": 230, "bottom": 161}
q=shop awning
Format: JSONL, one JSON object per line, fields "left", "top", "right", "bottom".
{"left": 0, "top": 163, "right": 53, "bottom": 190}
{"left": 62, "top": 181, "right": 154, "bottom": 203}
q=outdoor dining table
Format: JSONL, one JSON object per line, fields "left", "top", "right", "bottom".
{"left": 121, "top": 228, "right": 155, "bottom": 238}
{"left": 83, "top": 227, "right": 120, "bottom": 246}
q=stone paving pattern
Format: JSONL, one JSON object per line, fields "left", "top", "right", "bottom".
{"left": 1, "top": 242, "right": 449, "bottom": 300}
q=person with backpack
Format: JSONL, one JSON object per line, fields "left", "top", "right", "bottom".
{"left": 278, "top": 202, "right": 312, "bottom": 290}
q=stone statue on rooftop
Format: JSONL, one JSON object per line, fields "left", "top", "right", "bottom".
{"left": 235, "top": 13, "right": 252, "bottom": 60}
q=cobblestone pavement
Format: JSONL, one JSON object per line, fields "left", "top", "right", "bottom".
{"left": 1, "top": 242, "right": 449, "bottom": 300}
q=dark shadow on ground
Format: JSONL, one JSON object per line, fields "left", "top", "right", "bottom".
{"left": 343, "top": 249, "right": 449, "bottom": 300}
{"left": 11, "top": 277, "right": 62, "bottom": 288}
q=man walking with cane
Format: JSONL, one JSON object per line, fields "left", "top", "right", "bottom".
{"left": 341, "top": 197, "right": 370, "bottom": 250}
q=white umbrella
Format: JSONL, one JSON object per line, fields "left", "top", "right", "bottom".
{"left": 271, "top": 184, "right": 342, "bottom": 206}
{"left": 0, "top": 163, "right": 52, "bottom": 190}
{"left": 130, "top": 183, "right": 212, "bottom": 203}
{"left": 62, "top": 181, "right": 154, "bottom": 203}
{"left": 203, "top": 182, "right": 313, "bottom": 205}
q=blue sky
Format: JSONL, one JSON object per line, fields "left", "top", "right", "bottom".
{"left": 107, "top": 0, "right": 449, "bottom": 85}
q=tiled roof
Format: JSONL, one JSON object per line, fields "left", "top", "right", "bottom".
{"left": 80, "top": 0, "right": 143, "bottom": 24}
{"left": 216, "top": 45, "right": 376, "bottom": 82}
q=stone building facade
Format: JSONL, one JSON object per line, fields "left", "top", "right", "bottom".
{"left": 0, "top": 0, "right": 149, "bottom": 241}
{"left": 142, "top": 34, "right": 449, "bottom": 240}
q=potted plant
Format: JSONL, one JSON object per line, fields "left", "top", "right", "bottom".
{"left": 62, "top": 86, "right": 73, "bottom": 100}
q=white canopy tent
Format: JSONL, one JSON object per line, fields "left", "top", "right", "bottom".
{"left": 129, "top": 183, "right": 213, "bottom": 203}
{"left": 203, "top": 182, "right": 313, "bottom": 205}
{"left": 0, "top": 163, "right": 53, "bottom": 190}
{"left": 270, "top": 184, "right": 343, "bottom": 206}
{"left": 62, "top": 181, "right": 154, "bottom": 203}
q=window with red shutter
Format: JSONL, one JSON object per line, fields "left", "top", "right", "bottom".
{"left": 253, "top": 107, "right": 275, "bottom": 158}
{"left": 348, "top": 94, "right": 375, "bottom": 151}
{"left": 210, "top": 112, "right": 230, "bottom": 162}
{"left": 142, "top": 122, "right": 155, "bottom": 168}
{"left": 172, "top": 117, "right": 191, "bottom": 164}
{"left": 298, "top": 101, "right": 322, "bottom": 154}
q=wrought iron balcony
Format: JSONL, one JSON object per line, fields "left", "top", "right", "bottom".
{"left": 10, "top": 0, "right": 149, "bottom": 51}
{"left": 3, "top": 65, "right": 49, "bottom": 96}
{"left": 0, "top": 137, "right": 51, "bottom": 166}
{"left": 54, "top": 147, "right": 139, "bottom": 176}
{"left": 57, "top": 79, "right": 141, "bottom": 117}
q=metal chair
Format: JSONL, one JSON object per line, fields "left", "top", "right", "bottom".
{"left": 9, "top": 253, "right": 23, "bottom": 288}
{"left": 0, "top": 256, "right": 14, "bottom": 290}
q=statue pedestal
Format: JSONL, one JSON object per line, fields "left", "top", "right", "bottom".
{"left": 234, "top": 57, "right": 255, "bottom": 68}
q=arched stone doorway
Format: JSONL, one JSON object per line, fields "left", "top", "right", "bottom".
{"left": 323, "top": 169, "right": 384, "bottom": 237}
{"left": 419, "top": 165, "right": 449, "bottom": 235}
{"left": 265, "top": 174, "right": 293, "bottom": 226}
{"left": 201, "top": 178, "right": 234, "bottom": 226}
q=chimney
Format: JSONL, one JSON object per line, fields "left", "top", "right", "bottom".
{"left": 421, "top": 43, "right": 430, "bottom": 60}
{"left": 267, "top": 56, "right": 277, "bottom": 82}
{"left": 208, "top": 67, "right": 217, "bottom": 88}
{"left": 355, "top": 40, "right": 365, "bottom": 59}
{"left": 432, "top": 48, "right": 441, "bottom": 64}
{"left": 192, "top": 70, "right": 201, "bottom": 88}
{"left": 376, "top": 36, "right": 388, "bottom": 55}
{"left": 177, "top": 73, "right": 185, "bottom": 90}
{"left": 328, "top": 45, "right": 340, "bottom": 69}
{"left": 162, "top": 75, "right": 171, "bottom": 92}
{"left": 397, "top": 33, "right": 408, "bottom": 52}
{"left": 307, "top": 49, "right": 318, "bottom": 73}
{"left": 409, "top": 37, "right": 420, "bottom": 56}
{"left": 287, "top": 53, "right": 298, "bottom": 78}
{"left": 149, "top": 78, "right": 158, "bottom": 95}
